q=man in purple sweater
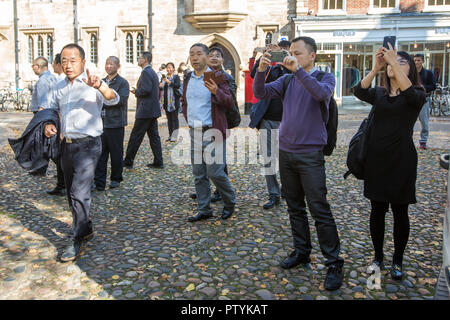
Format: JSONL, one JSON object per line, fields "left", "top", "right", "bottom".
{"left": 253, "top": 36, "right": 344, "bottom": 291}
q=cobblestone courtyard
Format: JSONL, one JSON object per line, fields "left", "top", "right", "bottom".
{"left": 0, "top": 113, "right": 448, "bottom": 300}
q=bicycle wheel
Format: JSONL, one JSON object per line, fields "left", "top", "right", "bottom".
{"left": 430, "top": 97, "right": 440, "bottom": 116}
{"left": 441, "top": 95, "right": 450, "bottom": 116}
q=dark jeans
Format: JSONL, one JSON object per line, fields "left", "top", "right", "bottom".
{"left": 370, "top": 200, "right": 410, "bottom": 265}
{"left": 165, "top": 108, "right": 180, "bottom": 139}
{"left": 55, "top": 156, "right": 65, "bottom": 189}
{"left": 124, "top": 118, "right": 163, "bottom": 166}
{"left": 61, "top": 136, "right": 102, "bottom": 241}
{"left": 279, "top": 149, "right": 344, "bottom": 267}
{"left": 94, "top": 127, "right": 125, "bottom": 189}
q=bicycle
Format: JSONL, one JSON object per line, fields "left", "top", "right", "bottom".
{"left": 430, "top": 85, "right": 450, "bottom": 117}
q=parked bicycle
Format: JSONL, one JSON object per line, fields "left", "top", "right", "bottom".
{"left": 430, "top": 85, "right": 450, "bottom": 117}
{"left": 0, "top": 87, "right": 32, "bottom": 112}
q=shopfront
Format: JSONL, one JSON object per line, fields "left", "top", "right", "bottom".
{"left": 294, "top": 14, "right": 450, "bottom": 106}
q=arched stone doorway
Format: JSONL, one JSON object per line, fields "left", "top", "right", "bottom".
{"left": 196, "top": 34, "right": 242, "bottom": 87}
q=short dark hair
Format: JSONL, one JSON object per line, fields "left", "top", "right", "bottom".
{"left": 209, "top": 46, "right": 224, "bottom": 58}
{"left": 166, "top": 62, "right": 175, "bottom": 69}
{"left": 278, "top": 40, "right": 291, "bottom": 49}
{"left": 414, "top": 53, "right": 425, "bottom": 61}
{"left": 54, "top": 53, "right": 61, "bottom": 65}
{"left": 107, "top": 56, "right": 120, "bottom": 65}
{"left": 34, "top": 57, "right": 48, "bottom": 67}
{"left": 190, "top": 43, "right": 209, "bottom": 55}
{"left": 141, "top": 51, "right": 152, "bottom": 64}
{"left": 292, "top": 36, "right": 317, "bottom": 54}
{"left": 61, "top": 43, "right": 85, "bottom": 60}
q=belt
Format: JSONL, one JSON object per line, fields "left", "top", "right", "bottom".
{"left": 64, "top": 136, "right": 96, "bottom": 144}
{"left": 189, "top": 126, "right": 211, "bottom": 132}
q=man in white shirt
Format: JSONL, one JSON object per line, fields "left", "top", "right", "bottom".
{"left": 47, "top": 53, "right": 66, "bottom": 196}
{"left": 44, "top": 43, "right": 119, "bottom": 262}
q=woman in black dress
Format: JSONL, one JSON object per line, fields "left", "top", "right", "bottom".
{"left": 353, "top": 44, "right": 426, "bottom": 280}
{"left": 159, "top": 62, "right": 181, "bottom": 142}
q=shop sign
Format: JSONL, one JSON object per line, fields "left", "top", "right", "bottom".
{"left": 333, "top": 31, "right": 355, "bottom": 37}
{"left": 435, "top": 28, "right": 450, "bottom": 34}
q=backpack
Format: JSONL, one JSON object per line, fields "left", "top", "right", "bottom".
{"left": 281, "top": 71, "right": 338, "bottom": 156}
{"left": 343, "top": 106, "right": 376, "bottom": 180}
{"left": 224, "top": 74, "right": 241, "bottom": 129}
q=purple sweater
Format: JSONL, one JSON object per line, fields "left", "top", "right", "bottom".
{"left": 253, "top": 67, "right": 335, "bottom": 153}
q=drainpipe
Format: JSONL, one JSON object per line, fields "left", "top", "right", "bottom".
{"left": 73, "top": 0, "right": 78, "bottom": 44}
{"left": 148, "top": 0, "right": 152, "bottom": 53}
{"left": 13, "top": 0, "right": 19, "bottom": 89}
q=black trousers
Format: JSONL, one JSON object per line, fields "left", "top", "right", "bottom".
{"left": 55, "top": 156, "right": 65, "bottom": 189}
{"left": 124, "top": 118, "right": 163, "bottom": 166}
{"left": 279, "top": 149, "right": 344, "bottom": 267}
{"left": 165, "top": 108, "right": 180, "bottom": 139}
{"left": 61, "top": 136, "right": 101, "bottom": 241}
{"left": 94, "top": 127, "right": 125, "bottom": 189}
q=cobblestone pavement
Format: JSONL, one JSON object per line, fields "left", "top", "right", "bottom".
{"left": 0, "top": 112, "right": 448, "bottom": 300}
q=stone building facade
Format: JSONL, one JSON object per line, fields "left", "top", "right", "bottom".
{"left": 0, "top": 0, "right": 449, "bottom": 106}
{"left": 0, "top": 0, "right": 297, "bottom": 106}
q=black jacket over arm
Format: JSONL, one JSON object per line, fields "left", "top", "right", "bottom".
{"left": 8, "top": 108, "right": 60, "bottom": 171}
{"left": 419, "top": 68, "right": 437, "bottom": 94}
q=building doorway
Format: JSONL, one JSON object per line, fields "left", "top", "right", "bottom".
{"left": 209, "top": 42, "right": 236, "bottom": 80}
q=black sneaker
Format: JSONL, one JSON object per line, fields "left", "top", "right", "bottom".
{"left": 390, "top": 263, "right": 403, "bottom": 280}
{"left": 211, "top": 191, "right": 222, "bottom": 203}
{"left": 60, "top": 240, "right": 82, "bottom": 262}
{"left": 324, "top": 264, "right": 343, "bottom": 291}
{"left": 280, "top": 251, "right": 311, "bottom": 269}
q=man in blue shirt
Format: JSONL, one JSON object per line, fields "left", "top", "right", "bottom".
{"left": 28, "top": 57, "right": 57, "bottom": 176}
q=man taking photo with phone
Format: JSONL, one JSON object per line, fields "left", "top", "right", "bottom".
{"left": 253, "top": 36, "right": 344, "bottom": 291}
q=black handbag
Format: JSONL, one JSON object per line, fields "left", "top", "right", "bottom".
{"left": 344, "top": 106, "right": 376, "bottom": 180}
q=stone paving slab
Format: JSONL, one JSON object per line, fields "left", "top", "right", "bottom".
{"left": 0, "top": 121, "right": 447, "bottom": 300}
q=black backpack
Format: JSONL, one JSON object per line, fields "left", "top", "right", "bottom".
{"left": 225, "top": 74, "right": 241, "bottom": 129}
{"left": 343, "top": 106, "right": 376, "bottom": 180}
{"left": 281, "top": 71, "right": 338, "bottom": 156}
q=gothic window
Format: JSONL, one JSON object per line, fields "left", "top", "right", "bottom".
{"left": 126, "top": 33, "right": 133, "bottom": 63}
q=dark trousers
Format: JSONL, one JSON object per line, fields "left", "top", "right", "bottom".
{"left": 55, "top": 156, "right": 65, "bottom": 189}
{"left": 61, "top": 136, "right": 102, "bottom": 241}
{"left": 124, "top": 118, "right": 163, "bottom": 166}
{"left": 370, "top": 200, "right": 410, "bottom": 265}
{"left": 165, "top": 108, "right": 180, "bottom": 139}
{"left": 94, "top": 127, "right": 125, "bottom": 189}
{"left": 279, "top": 149, "right": 344, "bottom": 267}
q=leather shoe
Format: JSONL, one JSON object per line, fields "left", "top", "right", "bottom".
{"left": 83, "top": 231, "right": 94, "bottom": 241}
{"left": 188, "top": 212, "right": 213, "bottom": 222}
{"left": 211, "top": 191, "right": 222, "bottom": 203}
{"left": 60, "top": 240, "right": 82, "bottom": 262}
{"left": 263, "top": 196, "right": 280, "bottom": 209}
{"left": 280, "top": 250, "right": 311, "bottom": 269}
{"left": 47, "top": 187, "right": 66, "bottom": 196}
{"left": 390, "top": 263, "right": 403, "bottom": 280}
{"left": 189, "top": 193, "right": 197, "bottom": 200}
{"left": 29, "top": 171, "right": 45, "bottom": 177}
{"left": 91, "top": 183, "right": 105, "bottom": 192}
{"left": 124, "top": 164, "right": 133, "bottom": 169}
{"left": 109, "top": 181, "right": 120, "bottom": 189}
{"left": 324, "top": 264, "right": 343, "bottom": 291}
{"left": 221, "top": 206, "right": 234, "bottom": 220}
{"left": 146, "top": 163, "right": 164, "bottom": 169}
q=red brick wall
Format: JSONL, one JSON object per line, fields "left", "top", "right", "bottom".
{"left": 302, "top": 0, "right": 424, "bottom": 15}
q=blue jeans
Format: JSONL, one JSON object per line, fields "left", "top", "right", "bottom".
{"left": 418, "top": 97, "right": 430, "bottom": 144}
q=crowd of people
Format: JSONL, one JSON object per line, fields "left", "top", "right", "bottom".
{"left": 10, "top": 35, "right": 437, "bottom": 292}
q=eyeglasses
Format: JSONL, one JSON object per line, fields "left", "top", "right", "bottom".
{"left": 208, "top": 54, "right": 222, "bottom": 59}
{"left": 397, "top": 59, "right": 409, "bottom": 66}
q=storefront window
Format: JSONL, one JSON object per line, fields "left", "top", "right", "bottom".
{"left": 343, "top": 44, "right": 377, "bottom": 96}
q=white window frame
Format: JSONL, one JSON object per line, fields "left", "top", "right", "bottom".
{"left": 318, "top": 0, "right": 347, "bottom": 16}
{"left": 423, "top": 0, "right": 450, "bottom": 12}
{"left": 368, "top": 0, "right": 400, "bottom": 14}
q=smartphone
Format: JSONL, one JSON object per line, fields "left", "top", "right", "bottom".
{"left": 383, "top": 36, "right": 396, "bottom": 50}
{"left": 270, "top": 51, "right": 288, "bottom": 63}
{"left": 204, "top": 71, "right": 214, "bottom": 83}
